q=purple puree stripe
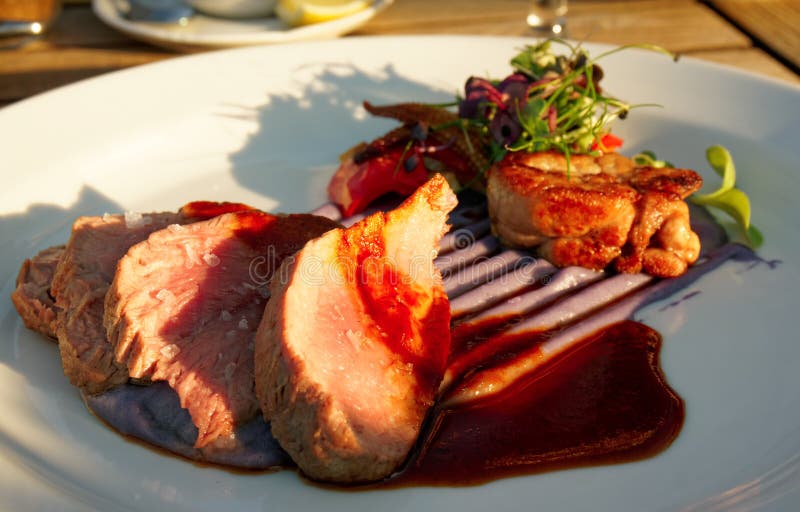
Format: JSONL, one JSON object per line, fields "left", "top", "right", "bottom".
{"left": 440, "top": 268, "right": 638, "bottom": 393}
{"left": 438, "top": 218, "right": 492, "bottom": 255}
{"left": 509, "top": 272, "right": 654, "bottom": 332}
{"left": 456, "top": 265, "right": 605, "bottom": 326}
{"left": 442, "top": 249, "right": 532, "bottom": 298}
{"left": 435, "top": 235, "right": 500, "bottom": 275}
{"left": 442, "top": 243, "right": 751, "bottom": 407}
{"left": 448, "top": 258, "right": 555, "bottom": 318}
{"left": 447, "top": 204, "right": 488, "bottom": 229}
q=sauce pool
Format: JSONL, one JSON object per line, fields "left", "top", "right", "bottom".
{"left": 388, "top": 320, "right": 684, "bottom": 486}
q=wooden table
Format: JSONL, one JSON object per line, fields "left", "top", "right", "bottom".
{"left": 1, "top": 0, "right": 798, "bottom": 108}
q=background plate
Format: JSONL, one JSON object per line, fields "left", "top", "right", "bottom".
{"left": 1, "top": 36, "right": 800, "bottom": 511}
{"left": 92, "top": 0, "right": 394, "bottom": 51}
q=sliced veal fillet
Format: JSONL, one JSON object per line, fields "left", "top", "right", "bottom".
{"left": 486, "top": 151, "right": 703, "bottom": 277}
{"left": 104, "top": 211, "right": 340, "bottom": 449}
{"left": 255, "top": 175, "right": 456, "bottom": 483}
{"left": 50, "top": 202, "right": 252, "bottom": 395}
{"left": 11, "top": 245, "right": 65, "bottom": 340}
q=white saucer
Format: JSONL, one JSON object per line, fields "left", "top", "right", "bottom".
{"left": 92, "top": 0, "right": 394, "bottom": 51}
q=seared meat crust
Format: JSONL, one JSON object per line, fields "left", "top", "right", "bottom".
{"left": 487, "top": 151, "right": 702, "bottom": 277}
{"left": 11, "top": 245, "right": 64, "bottom": 340}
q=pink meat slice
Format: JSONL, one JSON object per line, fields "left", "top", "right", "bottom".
{"left": 49, "top": 202, "right": 252, "bottom": 395}
{"left": 105, "top": 211, "right": 339, "bottom": 448}
{"left": 255, "top": 175, "right": 456, "bottom": 483}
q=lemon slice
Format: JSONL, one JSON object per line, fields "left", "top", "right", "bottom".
{"left": 276, "top": 0, "right": 371, "bottom": 27}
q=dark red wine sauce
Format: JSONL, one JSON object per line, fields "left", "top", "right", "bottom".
{"left": 389, "top": 320, "right": 684, "bottom": 486}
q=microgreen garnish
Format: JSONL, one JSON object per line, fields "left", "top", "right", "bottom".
{"left": 636, "top": 146, "right": 762, "bottom": 248}
{"left": 632, "top": 150, "right": 674, "bottom": 169}
{"left": 690, "top": 145, "right": 763, "bottom": 247}
{"left": 456, "top": 39, "right": 677, "bottom": 172}
{"left": 380, "top": 40, "right": 677, "bottom": 185}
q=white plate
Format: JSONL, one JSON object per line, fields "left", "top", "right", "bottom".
{"left": 92, "top": 0, "right": 394, "bottom": 51}
{"left": 2, "top": 36, "right": 800, "bottom": 512}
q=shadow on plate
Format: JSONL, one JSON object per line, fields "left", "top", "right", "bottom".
{"left": 0, "top": 186, "right": 123, "bottom": 289}
{"left": 225, "top": 62, "right": 455, "bottom": 210}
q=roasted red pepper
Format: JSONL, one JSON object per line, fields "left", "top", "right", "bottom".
{"left": 328, "top": 141, "right": 473, "bottom": 217}
{"left": 592, "top": 133, "right": 624, "bottom": 153}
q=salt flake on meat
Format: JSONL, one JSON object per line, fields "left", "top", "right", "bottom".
{"left": 155, "top": 289, "right": 175, "bottom": 302}
{"left": 203, "top": 252, "right": 221, "bottom": 267}
{"left": 183, "top": 242, "right": 202, "bottom": 268}
{"left": 124, "top": 211, "right": 152, "bottom": 229}
{"left": 160, "top": 344, "right": 181, "bottom": 360}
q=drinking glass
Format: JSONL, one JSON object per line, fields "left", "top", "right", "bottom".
{"left": 0, "top": 0, "right": 62, "bottom": 44}
{"left": 527, "top": 0, "right": 568, "bottom": 35}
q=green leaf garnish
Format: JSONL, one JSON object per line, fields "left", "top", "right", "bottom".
{"left": 689, "top": 145, "right": 762, "bottom": 247}
{"left": 747, "top": 224, "right": 765, "bottom": 248}
{"left": 697, "top": 145, "right": 736, "bottom": 199}
{"left": 632, "top": 150, "right": 673, "bottom": 168}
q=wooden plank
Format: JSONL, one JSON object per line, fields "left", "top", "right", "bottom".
{"left": 0, "top": 45, "right": 169, "bottom": 74}
{"left": 687, "top": 47, "right": 800, "bottom": 84}
{"left": 0, "top": 5, "right": 175, "bottom": 102}
{"left": 567, "top": 0, "right": 751, "bottom": 52}
{"left": 47, "top": 5, "right": 146, "bottom": 47}
{"left": 2, "top": 1, "right": 797, "bottom": 106}
{"left": 0, "top": 47, "right": 170, "bottom": 102}
{"left": 360, "top": 0, "right": 751, "bottom": 53}
{"left": 709, "top": 0, "right": 800, "bottom": 71}
{"left": 0, "top": 0, "right": 60, "bottom": 21}
{"left": 361, "top": 0, "right": 529, "bottom": 26}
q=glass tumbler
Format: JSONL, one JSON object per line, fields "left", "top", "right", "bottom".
{"left": 527, "top": 0, "right": 568, "bottom": 35}
{"left": 0, "top": 0, "right": 62, "bottom": 40}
